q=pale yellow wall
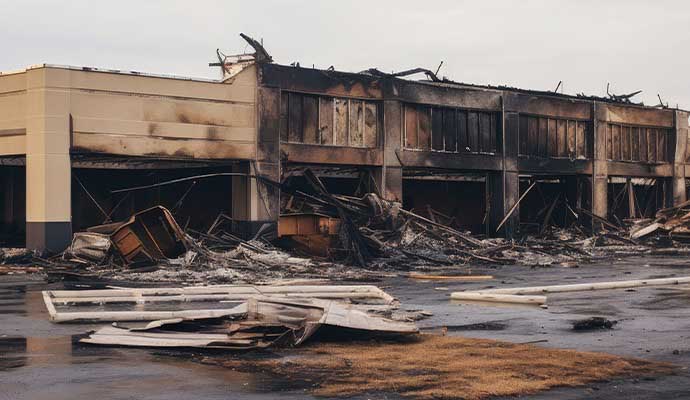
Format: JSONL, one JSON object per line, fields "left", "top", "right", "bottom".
{"left": 53, "top": 65, "right": 258, "bottom": 160}
{"left": 0, "top": 71, "right": 27, "bottom": 155}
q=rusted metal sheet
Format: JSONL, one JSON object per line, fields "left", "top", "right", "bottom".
{"left": 111, "top": 206, "right": 187, "bottom": 265}
{"left": 398, "top": 150, "right": 502, "bottom": 171}
{"left": 278, "top": 214, "right": 340, "bottom": 236}
{"left": 504, "top": 93, "right": 592, "bottom": 120}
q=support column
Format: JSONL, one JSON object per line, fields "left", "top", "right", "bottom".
{"left": 231, "top": 85, "right": 280, "bottom": 239}
{"left": 377, "top": 100, "right": 403, "bottom": 202}
{"left": 25, "top": 67, "right": 72, "bottom": 253}
{"left": 672, "top": 110, "right": 688, "bottom": 206}
{"left": 592, "top": 102, "right": 608, "bottom": 230}
{"left": 489, "top": 110, "right": 519, "bottom": 238}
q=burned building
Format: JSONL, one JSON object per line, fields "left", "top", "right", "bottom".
{"left": 1, "top": 36, "right": 688, "bottom": 253}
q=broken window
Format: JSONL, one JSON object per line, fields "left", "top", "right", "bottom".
{"left": 404, "top": 104, "right": 498, "bottom": 154}
{"left": 518, "top": 115, "right": 591, "bottom": 160}
{"left": 279, "top": 91, "right": 379, "bottom": 148}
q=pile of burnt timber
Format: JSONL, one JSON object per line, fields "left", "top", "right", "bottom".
{"left": 42, "top": 284, "right": 419, "bottom": 350}
{"left": 630, "top": 200, "right": 690, "bottom": 244}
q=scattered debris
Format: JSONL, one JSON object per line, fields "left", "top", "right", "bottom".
{"left": 572, "top": 317, "right": 617, "bottom": 331}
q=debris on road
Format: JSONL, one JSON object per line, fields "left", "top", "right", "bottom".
{"left": 572, "top": 317, "right": 618, "bottom": 331}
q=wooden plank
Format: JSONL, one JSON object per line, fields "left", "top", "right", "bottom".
{"left": 557, "top": 119, "right": 567, "bottom": 157}
{"left": 349, "top": 100, "right": 364, "bottom": 147}
{"left": 431, "top": 107, "right": 444, "bottom": 151}
{"left": 547, "top": 118, "right": 558, "bottom": 157}
{"left": 468, "top": 112, "right": 479, "bottom": 153}
{"left": 302, "top": 95, "right": 319, "bottom": 144}
{"left": 648, "top": 128, "right": 657, "bottom": 163}
{"left": 458, "top": 111, "right": 468, "bottom": 152}
{"left": 567, "top": 120, "right": 576, "bottom": 158}
{"left": 631, "top": 127, "right": 640, "bottom": 161}
{"left": 480, "top": 112, "right": 492, "bottom": 153}
{"left": 576, "top": 121, "right": 586, "bottom": 158}
{"left": 527, "top": 116, "right": 539, "bottom": 156}
{"left": 658, "top": 129, "right": 667, "bottom": 162}
{"left": 443, "top": 108, "right": 458, "bottom": 152}
{"left": 518, "top": 114, "right": 528, "bottom": 155}
{"left": 490, "top": 113, "right": 498, "bottom": 153}
{"left": 288, "top": 92, "right": 303, "bottom": 143}
{"left": 639, "top": 126, "right": 647, "bottom": 162}
{"left": 451, "top": 292, "right": 546, "bottom": 305}
{"left": 538, "top": 117, "right": 548, "bottom": 157}
{"left": 363, "top": 102, "right": 378, "bottom": 148}
{"left": 474, "top": 276, "right": 690, "bottom": 295}
{"left": 612, "top": 124, "right": 621, "bottom": 161}
{"left": 404, "top": 104, "right": 418, "bottom": 149}
{"left": 418, "top": 106, "right": 432, "bottom": 151}
{"left": 606, "top": 123, "right": 613, "bottom": 160}
{"left": 280, "top": 91, "right": 289, "bottom": 141}
{"left": 335, "top": 98, "right": 349, "bottom": 146}
{"left": 319, "top": 97, "right": 334, "bottom": 145}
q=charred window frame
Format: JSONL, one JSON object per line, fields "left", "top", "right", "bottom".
{"left": 403, "top": 103, "right": 499, "bottom": 154}
{"left": 279, "top": 91, "right": 380, "bottom": 148}
{"left": 605, "top": 123, "right": 672, "bottom": 164}
{"left": 518, "top": 114, "right": 591, "bottom": 160}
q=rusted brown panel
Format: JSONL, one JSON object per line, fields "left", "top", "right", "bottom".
{"left": 281, "top": 143, "right": 382, "bottom": 166}
{"left": 363, "top": 102, "right": 378, "bottom": 148}
{"left": 288, "top": 92, "right": 303, "bottom": 142}
{"left": 557, "top": 119, "right": 567, "bottom": 157}
{"left": 504, "top": 93, "right": 592, "bottom": 120}
{"left": 431, "top": 107, "right": 444, "bottom": 151}
{"left": 260, "top": 64, "right": 383, "bottom": 99}
{"left": 597, "top": 103, "right": 674, "bottom": 128}
{"left": 349, "top": 100, "right": 364, "bottom": 147}
{"left": 335, "top": 98, "right": 349, "bottom": 146}
{"left": 443, "top": 108, "right": 458, "bottom": 152}
{"left": 639, "top": 127, "right": 648, "bottom": 162}
{"left": 658, "top": 130, "right": 667, "bottom": 162}
{"left": 280, "top": 92, "right": 288, "bottom": 142}
{"left": 404, "top": 104, "right": 418, "bottom": 149}
{"left": 621, "top": 126, "right": 630, "bottom": 161}
{"left": 490, "top": 113, "right": 498, "bottom": 153}
{"left": 257, "top": 86, "right": 280, "bottom": 164}
{"left": 538, "top": 117, "right": 548, "bottom": 157}
{"left": 611, "top": 124, "right": 621, "bottom": 160}
{"left": 468, "top": 112, "right": 480, "bottom": 153}
{"left": 458, "top": 111, "right": 469, "bottom": 152}
{"left": 547, "top": 118, "right": 557, "bottom": 157}
{"left": 576, "top": 121, "right": 586, "bottom": 158}
{"left": 302, "top": 95, "right": 319, "bottom": 144}
{"left": 567, "top": 120, "right": 576, "bottom": 158}
{"left": 479, "top": 113, "right": 492, "bottom": 153}
{"left": 393, "top": 81, "right": 502, "bottom": 111}
{"left": 648, "top": 128, "right": 657, "bottom": 162}
{"left": 518, "top": 114, "right": 528, "bottom": 156}
{"left": 418, "top": 107, "right": 431, "bottom": 151}
{"left": 319, "top": 97, "right": 334, "bottom": 145}
{"left": 398, "top": 150, "right": 502, "bottom": 171}
{"left": 631, "top": 127, "right": 640, "bottom": 161}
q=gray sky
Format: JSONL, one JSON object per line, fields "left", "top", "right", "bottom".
{"left": 2, "top": 0, "right": 689, "bottom": 108}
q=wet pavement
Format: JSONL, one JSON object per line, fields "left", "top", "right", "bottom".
{"left": 2, "top": 256, "right": 690, "bottom": 399}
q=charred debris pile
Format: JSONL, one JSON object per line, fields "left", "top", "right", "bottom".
{"left": 4, "top": 169, "right": 690, "bottom": 282}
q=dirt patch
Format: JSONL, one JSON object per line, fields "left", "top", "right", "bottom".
{"left": 202, "top": 334, "right": 674, "bottom": 400}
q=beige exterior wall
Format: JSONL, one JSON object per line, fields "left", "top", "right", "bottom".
{"left": 0, "top": 71, "right": 27, "bottom": 155}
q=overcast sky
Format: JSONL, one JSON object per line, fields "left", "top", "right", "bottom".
{"left": 2, "top": 0, "right": 689, "bottom": 108}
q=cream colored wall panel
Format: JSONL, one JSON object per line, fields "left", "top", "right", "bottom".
{"left": 26, "top": 130, "right": 71, "bottom": 155}
{"left": 26, "top": 153, "right": 71, "bottom": 222}
{"left": 0, "top": 136, "right": 26, "bottom": 155}
{"left": 0, "top": 118, "right": 25, "bottom": 131}
{"left": 73, "top": 132, "right": 256, "bottom": 160}
{"left": 26, "top": 115, "right": 70, "bottom": 138}
{"left": 69, "top": 91, "right": 254, "bottom": 127}
{"left": 73, "top": 117, "right": 255, "bottom": 142}
{"left": 0, "top": 72, "right": 26, "bottom": 94}
{"left": 0, "top": 94, "right": 26, "bottom": 124}
{"left": 58, "top": 67, "right": 256, "bottom": 103}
